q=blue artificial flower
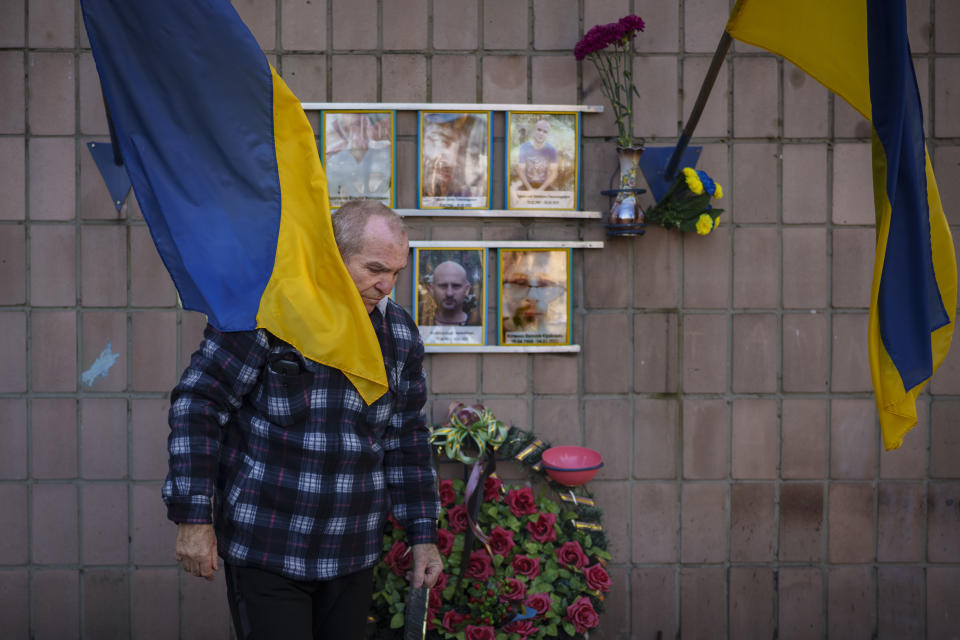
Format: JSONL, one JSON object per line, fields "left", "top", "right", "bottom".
{"left": 696, "top": 170, "right": 718, "bottom": 198}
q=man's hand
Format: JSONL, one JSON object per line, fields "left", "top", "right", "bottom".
{"left": 175, "top": 523, "right": 218, "bottom": 581}
{"left": 408, "top": 543, "right": 443, "bottom": 588}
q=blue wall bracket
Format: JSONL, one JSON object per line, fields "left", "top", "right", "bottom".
{"left": 637, "top": 145, "right": 702, "bottom": 202}
{"left": 87, "top": 141, "right": 131, "bottom": 212}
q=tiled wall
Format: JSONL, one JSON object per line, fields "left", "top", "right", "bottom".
{"left": 1, "top": 0, "right": 959, "bottom": 638}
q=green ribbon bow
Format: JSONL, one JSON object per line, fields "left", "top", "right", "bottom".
{"left": 429, "top": 403, "right": 509, "bottom": 464}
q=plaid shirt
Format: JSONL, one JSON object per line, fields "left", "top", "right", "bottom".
{"left": 162, "top": 299, "right": 439, "bottom": 581}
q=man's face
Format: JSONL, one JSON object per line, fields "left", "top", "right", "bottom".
{"left": 431, "top": 262, "right": 470, "bottom": 312}
{"left": 533, "top": 120, "right": 550, "bottom": 146}
{"left": 342, "top": 217, "right": 409, "bottom": 313}
{"left": 501, "top": 254, "right": 566, "bottom": 329}
{"left": 423, "top": 123, "right": 459, "bottom": 193}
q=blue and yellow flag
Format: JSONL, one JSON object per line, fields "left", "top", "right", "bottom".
{"left": 81, "top": 0, "right": 388, "bottom": 403}
{"left": 726, "top": 0, "right": 956, "bottom": 449}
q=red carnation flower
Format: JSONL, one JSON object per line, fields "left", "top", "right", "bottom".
{"left": 619, "top": 13, "right": 645, "bottom": 34}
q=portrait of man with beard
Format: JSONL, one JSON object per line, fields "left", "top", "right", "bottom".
{"left": 498, "top": 248, "right": 570, "bottom": 346}
{"left": 414, "top": 248, "right": 486, "bottom": 345}
{"left": 418, "top": 111, "right": 491, "bottom": 209}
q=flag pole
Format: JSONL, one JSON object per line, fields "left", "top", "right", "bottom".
{"left": 664, "top": 31, "right": 732, "bottom": 180}
{"left": 637, "top": 31, "right": 732, "bottom": 201}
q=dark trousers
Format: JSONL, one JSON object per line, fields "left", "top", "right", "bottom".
{"left": 225, "top": 563, "right": 375, "bottom": 640}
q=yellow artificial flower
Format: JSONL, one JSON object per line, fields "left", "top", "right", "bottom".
{"left": 696, "top": 213, "right": 713, "bottom": 235}
{"left": 682, "top": 167, "right": 704, "bottom": 195}
{"left": 713, "top": 183, "right": 723, "bottom": 199}
{"left": 713, "top": 215, "right": 722, "bottom": 230}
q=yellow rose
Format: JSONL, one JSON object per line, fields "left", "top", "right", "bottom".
{"left": 713, "top": 183, "right": 723, "bottom": 199}
{"left": 713, "top": 215, "right": 721, "bottom": 229}
{"left": 696, "top": 213, "right": 713, "bottom": 235}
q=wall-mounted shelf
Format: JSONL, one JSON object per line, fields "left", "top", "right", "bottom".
{"left": 409, "top": 240, "right": 603, "bottom": 249}
{"left": 424, "top": 345, "right": 581, "bottom": 354}
{"left": 302, "top": 102, "right": 603, "bottom": 113}
{"left": 398, "top": 209, "right": 602, "bottom": 219}
{"left": 303, "top": 102, "right": 603, "bottom": 358}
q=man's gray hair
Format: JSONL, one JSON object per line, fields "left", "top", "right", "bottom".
{"left": 331, "top": 200, "right": 407, "bottom": 259}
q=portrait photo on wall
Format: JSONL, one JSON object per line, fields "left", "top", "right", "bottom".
{"left": 322, "top": 110, "right": 395, "bottom": 209}
{"left": 414, "top": 248, "right": 486, "bottom": 346}
{"left": 417, "top": 111, "right": 492, "bottom": 210}
{"left": 498, "top": 248, "right": 571, "bottom": 346}
{"left": 505, "top": 112, "right": 580, "bottom": 210}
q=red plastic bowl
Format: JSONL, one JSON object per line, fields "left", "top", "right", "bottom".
{"left": 540, "top": 446, "right": 604, "bottom": 486}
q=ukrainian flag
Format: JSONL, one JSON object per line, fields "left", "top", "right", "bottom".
{"left": 726, "top": 0, "right": 956, "bottom": 449}
{"left": 81, "top": 0, "right": 388, "bottom": 403}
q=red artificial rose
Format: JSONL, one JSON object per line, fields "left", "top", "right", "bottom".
{"left": 584, "top": 562, "right": 612, "bottom": 592}
{"left": 483, "top": 475, "right": 503, "bottom": 502}
{"left": 499, "top": 577, "right": 527, "bottom": 603}
{"left": 511, "top": 554, "right": 541, "bottom": 579}
{"left": 464, "top": 625, "right": 496, "bottom": 640}
{"left": 433, "top": 571, "right": 449, "bottom": 591}
{"left": 565, "top": 596, "right": 600, "bottom": 634}
{"left": 524, "top": 592, "right": 553, "bottom": 617}
{"left": 526, "top": 512, "right": 558, "bottom": 543}
{"left": 436, "top": 528, "right": 455, "bottom": 556}
{"left": 438, "top": 479, "right": 456, "bottom": 507}
{"left": 487, "top": 526, "right": 516, "bottom": 556}
{"left": 447, "top": 504, "right": 469, "bottom": 533}
{"left": 465, "top": 549, "right": 494, "bottom": 581}
{"left": 442, "top": 610, "right": 467, "bottom": 633}
{"left": 503, "top": 619, "right": 540, "bottom": 639}
{"left": 555, "top": 540, "right": 590, "bottom": 568}
{"left": 428, "top": 588, "right": 443, "bottom": 610}
{"left": 506, "top": 487, "right": 538, "bottom": 517}
{"left": 387, "top": 512, "right": 402, "bottom": 531}
{"left": 383, "top": 540, "right": 411, "bottom": 577}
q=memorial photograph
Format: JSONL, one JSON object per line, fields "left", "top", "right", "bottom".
{"left": 322, "top": 110, "right": 395, "bottom": 209}
{"left": 418, "top": 111, "right": 492, "bottom": 209}
{"left": 506, "top": 111, "right": 579, "bottom": 210}
{"left": 498, "top": 248, "right": 571, "bottom": 346}
{"left": 414, "top": 248, "right": 486, "bottom": 345}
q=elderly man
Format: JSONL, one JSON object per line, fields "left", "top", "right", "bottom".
{"left": 430, "top": 260, "right": 472, "bottom": 326}
{"left": 163, "top": 200, "right": 442, "bottom": 639}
